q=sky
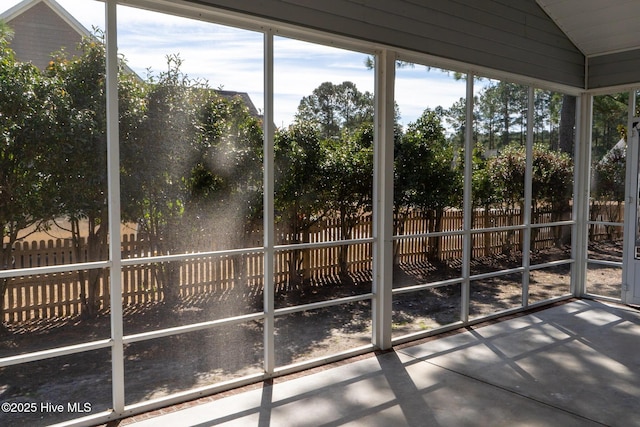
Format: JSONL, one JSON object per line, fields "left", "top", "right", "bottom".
{"left": 1, "top": 0, "right": 468, "bottom": 128}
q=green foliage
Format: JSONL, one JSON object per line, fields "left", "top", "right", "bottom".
{"left": 129, "top": 55, "right": 263, "bottom": 255}
{"left": 42, "top": 33, "right": 148, "bottom": 316}
{"left": 476, "top": 81, "right": 529, "bottom": 150}
{"left": 46, "top": 37, "right": 108, "bottom": 221}
{"left": 395, "top": 108, "right": 461, "bottom": 213}
{"left": 273, "top": 123, "right": 325, "bottom": 283}
{"left": 193, "top": 89, "right": 264, "bottom": 236}
{"left": 0, "top": 21, "right": 596, "bottom": 308}
{"left": 592, "top": 94, "right": 628, "bottom": 160}
{"left": 281, "top": 80, "right": 375, "bottom": 241}
{"left": 393, "top": 108, "right": 461, "bottom": 261}
{"left": 0, "top": 28, "right": 59, "bottom": 257}
{"left": 321, "top": 122, "right": 373, "bottom": 225}
{"left": 469, "top": 145, "right": 495, "bottom": 209}
{"left": 485, "top": 143, "right": 573, "bottom": 211}
{"left": 486, "top": 144, "right": 525, "bottom": 208}
{"left": 279, "top": 86, "right": 376, "bottom": 280}
{"left": 129, "top": 55, "right": 203, "bottom": 253}
{"left": 274, "top": 122, "right": 325, "bottom": 234}
{"left": 295, "top": 81, "right": 373, "bottom": 140}
{"left": 592, "top": 144, "right": 625, "bottom": 203}
{"left": 0, "top": 25, "right": 92, "bottom": 318}
{"left": 444, "top": 96, "right": 469, "bottom": 148}
{"left": 531, "top": 144, "right": 574, "bottom": 211}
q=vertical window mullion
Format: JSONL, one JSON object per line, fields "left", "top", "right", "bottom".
{"left": 522, "top": 86, "right": 535, "bottom": 307}
{"left": 622, "top": 90, "right": 637, "bottom": 303}
{"left": 461, "top": 74, "right": 474, "bottom": 324}
{"left": 263, "top": 30, "right": 275, "bottom": 374}
{"left": 105, "top": 0, "right": 124, "bottom": 415}
{"left": 572, "top": 93, "right": 592, "bottom": 297}
{"left": 372, "top": 49, "right": 395, "bottom": 350}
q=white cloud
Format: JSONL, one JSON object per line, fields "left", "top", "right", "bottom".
{"left": 395, "top": 66, "right": 468, "bottom": 126}
{"left": 1, "top": 0, "right": 471, "bottom": 127}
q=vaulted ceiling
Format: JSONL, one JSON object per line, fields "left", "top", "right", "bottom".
{"left": 536, "top": 0, "right": 640, "bottom": 57}
{"left": 5, "top": 0, "right": 640, "bottom": 89}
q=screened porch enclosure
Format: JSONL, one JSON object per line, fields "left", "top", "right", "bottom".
{"left": 0, "top": 0, "right": 638, "bottom": 426}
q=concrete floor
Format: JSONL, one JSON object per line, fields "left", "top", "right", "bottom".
{"left": 125, "top": 299, "right": 640, "bottom": 427}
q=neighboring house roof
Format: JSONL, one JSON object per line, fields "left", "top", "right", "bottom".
{"left": 0, "top": 0, "right": 90, "bottom": 69}
{"left": 216, "top": 90, "right": 261, "bottom": 118}
{"left": 1, "top": 0, "right": 261, "bottom": 118}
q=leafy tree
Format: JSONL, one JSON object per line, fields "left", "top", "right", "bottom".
{"left": 591, "top": 143, "right": 625, "bottom": 239}
{"left": 193, "top": 89, "right": 263, "bottom": 248}
{"left": 46, "top": 33, "right": 146, "bottom": 316}
{"left": 0, "top": 25, "right": 61, "bottom": 325}
{"left": 278, "top": 81, "right": 376, "bottom": 284}
{"left": 321, "top": 122, "right": 373, "bottom": 278}
{"left": 477, "top": 83, "right": 502, "bottom": 150}
{"left": 485, "top": 144, "right": 525, "bottom": 254}
{"left": 486, "top": 144, "right": 525, "bottom": 210}
{"left": 530, "top": 145, "right": 574, "bottom": 215}
{"left": 592, "top": 94, "right": 627, "bottom": 159}
{"left": 190, "top": 89, "right": 264, "bottom": 285}
{"left": 466, "top": 145, "right": 499, "bottom": 255}
{"left": 532, "top": 144, "right": 574, "bottom": 245}
{"left": 592, "top": 144, "right": 625, "bottom": 205}
{"left": 274, "top": 123, "right": 326, "bottom": 285}
{"left": 486, "top": 143, "right": 574, "bottom": 250}
{"left": 394, "top": 109, "right": 461, "bottom": 261}
{"left": 123, "top": 54, "right": 265, "bottom": 301}
{"left": 476, "top": 81, "right": 528, "bottom": 150}
{"left": 468, "top": 148, "right": 492, "bottom": 208}
{"left": 295, "top": 81, "right": 373, "bottom": 140}
{"left": 123, "top": 55, "right": 206, "bottom": 304}
{"left": 445, "top": 96, "right": 477, "bottom": 149}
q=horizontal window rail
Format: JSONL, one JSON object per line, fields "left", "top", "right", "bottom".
{"left": 123, "top": 312, "right": 265, "bottom": 344}
{"left": 586, "top": 259, "right": 622, "bottom": 268}
{"left": 0, "top": 338, "right": 112, "bottom": 367}
{"left": 392, "top": 277, "right": 463, "bottom": 295}
{"left": 274, "top": 237, "right": 375, "bottom": 251}
{"left": 0, "top": 261, "right": 109, "bottom": 280}
{"left": 529, "top": 259, "right": 574, "bottom": 270}
{"left": 274, "top": 292, "right": 373, "bottom": 316}
{"left": 121, "top": 246, "right": 265, "bottom": 266}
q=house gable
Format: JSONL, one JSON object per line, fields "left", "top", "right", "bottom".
{"left": 1, "top": 0, "right": 90, "bottom": 70}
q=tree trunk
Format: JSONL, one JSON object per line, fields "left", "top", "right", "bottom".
{"left": 80, "top": 214, "right": 109, "bottom": 318}
{"left": 559, "top": 95, "right": 576, "bottom": 154}
{"left": 427, "top": 209, "right": 444, "bottom": 262}
{"left": 338, "top": 206, "right": 353, "bottom": 280}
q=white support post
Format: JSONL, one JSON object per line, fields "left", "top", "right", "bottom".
{"left": 522, "top": 87, "right": 535, "bottom": 307}
{"left": 572, "top": 93, "right": 592, "bottom": 297}
{"left": 263, "top": 31, "right": 276, "bottom": 374}
{"left": 622, "top": 90, "right": 638, "bottom": 303}
{"left": 461, "top": 75, "right": 474, "bottom": 323}
{"left": 105, "top": 0, "right": 124, "bottom": 415}
{"left": 372, "top": 49, "right": 395, "bottom": 350}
